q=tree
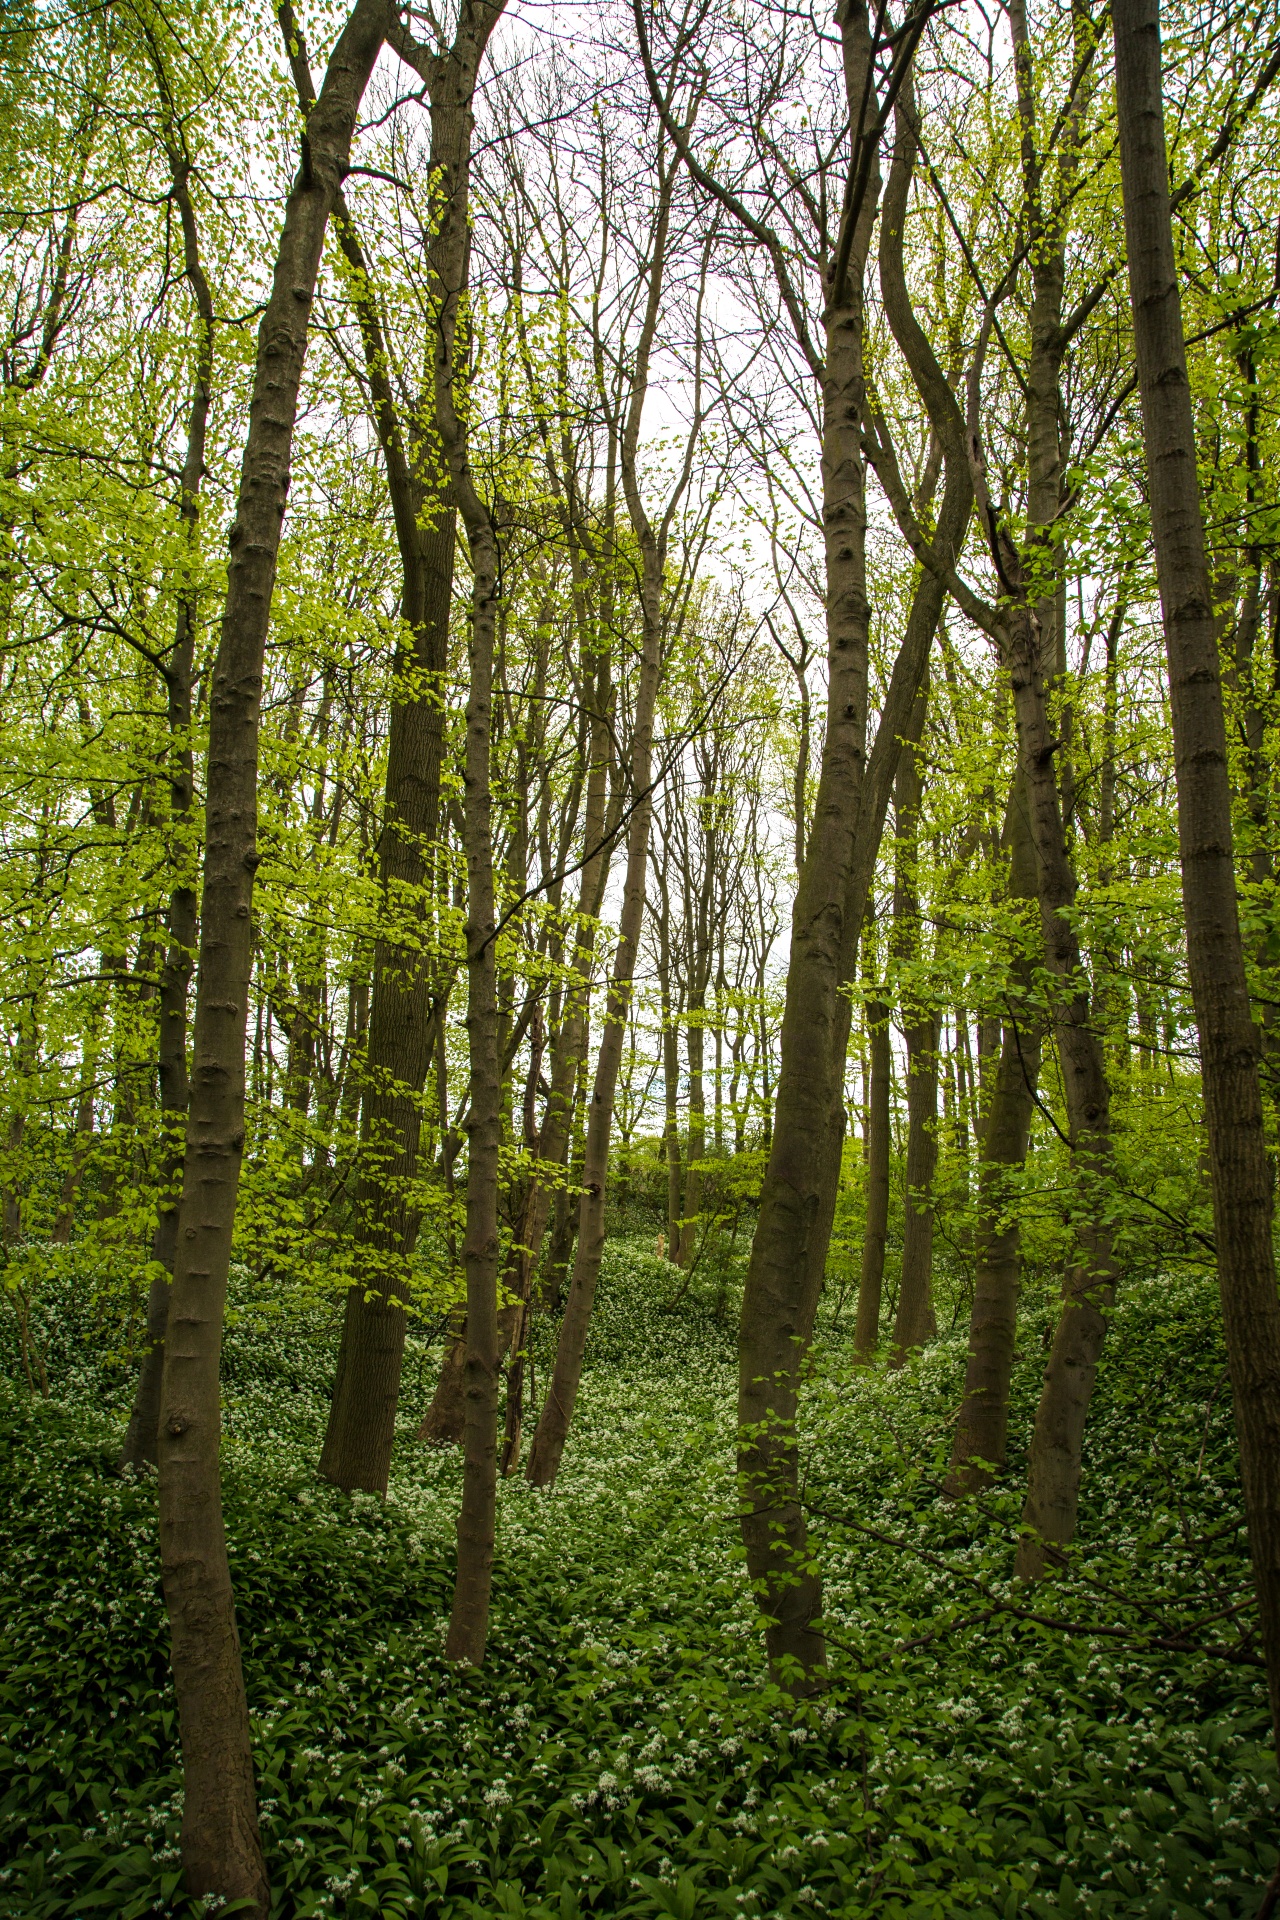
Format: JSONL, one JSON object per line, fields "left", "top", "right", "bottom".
{"left": 1114, "top": 0, "right": 1280, "bottom": 1756}
{"left": 154, "top": 6, "right": 391, "bottom": 1905}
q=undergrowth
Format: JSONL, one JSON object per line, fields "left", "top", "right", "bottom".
{"left": 1, "top": 1243, "right": 1275, "bottom": 1917}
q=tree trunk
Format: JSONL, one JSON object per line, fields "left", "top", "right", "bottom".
{"left": 496, "top": 663, "right": 616, "bottom": 1473}
{"left": 997, "top": 0, "right": 1116, "bottom": 1581}
{"left": 891, "top": 1011, "right": 939, "bottom": 1360}
{"left": 524, "top": 591, "right": 662, "bottom": 1485}
{"left": 416, "top": 1305, "right": 467, "bottom": 1445}
{"left": 155, "top": 9, "right": 387, "bottom": 1910}
{"left": 731, "top": 0, "right": 896, "bottom": 1688}
{"left": 311, "top": 5, "right": 507, "bottom": 1495}
{"left": 736, "top": 32, "right": 979, "bottom": 1684}
{"left": 1114, "top": 0, "right": 1280, "bottom": 1741}
{"left": 394, "top": 0, "right": 514, "bottom": 1667}
{"left": 947, "top": 773, "right": 1042, "bottom": 1492}
{"left": 681, "top": 828, "right": 716, "bottom": 1262}
{"left": 853, "top": 995, "right": 891, "bottom": 1357}
{"left": 681, "top": 1010, "right": 706, "bottom": 1265}
{"left": 444, "top": 504, "right": 503, "bottom": 1664}
{"left": 889, "top": 683, "right": 937, "bottom": 1363}
{"left": 120, "top": 151, "right": 208, "bottom": 1474}
{"left": 522, "top": 141, "right": 682, "bottom": 1487}
{"left": 1006, "top": 595, "right": 1118, "bottom": 1581}
{"left": 657, "top": 889, "right": 684, "bottom": 1259}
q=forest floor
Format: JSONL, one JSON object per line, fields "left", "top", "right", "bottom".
{"left": 1, "top": 1241, "right": 1276, "bottom": 1919}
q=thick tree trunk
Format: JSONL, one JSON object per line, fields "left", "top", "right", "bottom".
{"left": 155, "top": 10, "right": 387, "bottom": 1910}
{"left": 947, "top": 775, "right": 1042, "bottom": 1492}
{"left": 1115, "top": 0, "right": 1280, "bottom": 1740}
{"left": 852, "top": 995, "right": 890, "bottom": 1357}
{"left": 120, "top": 154, "right": 208, "bottom": 1474}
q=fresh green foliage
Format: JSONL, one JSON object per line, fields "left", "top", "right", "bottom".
{"left": 2, "top": 1242, "right": 1273, "bottom": 1917}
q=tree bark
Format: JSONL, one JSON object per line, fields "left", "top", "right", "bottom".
{"left": 680, "top": 799, "right": 717, "bottom": 1261}
{"left": 1114, "top": 0, "right": 1280, "bottom": 1740}
{"left": 417, "top": 1303, "right": 467, "bottom": 1445}
{"left": 1006, "top": 604, "right": 1118, "bottom": 1579}
{"left": 155, "top": 8, "right": 388, "bottom": 1910}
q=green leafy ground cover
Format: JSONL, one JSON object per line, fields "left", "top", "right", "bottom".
{"left": 1, "top": 1244, "right": 1275, "bottom": 1918}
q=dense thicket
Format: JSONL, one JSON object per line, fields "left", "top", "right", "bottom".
{"left": 3, "top": 0, "right": 1280, "bottom": 1911}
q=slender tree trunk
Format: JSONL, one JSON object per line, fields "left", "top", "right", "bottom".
{"left": 948, "top": 2, "right": 1119, "bottom": 1581}
{"left": 522, "top": 138, "right": 686, "bottom": 1484}
{"left": 1115, "top": 0, "right": 1280, "bottom": 1740}
{"left": 889, "top": 684, "right": 938, "bottom": 1362}
{"left": 444, "top": 506, "right": 503, "bottom": 1663}
{"left": 120, "top": 152, "right": 209, "bottom": 1473}
{"left": 892, "top": 1011, "right": 939, "bottom": 1359}
{"left": 681, "top": 831, "right": 716, "bottom": 1262}
{"left": 155, "top": 10, "right": 387, "bottom": 1909}
{"left": 853, "top": 994, "right": 891, "bottom": 1357}
{"left": 947, "top": 774, "right": 1043, "bottom": 1491}
{"left": 1006, "top": 579, "right": 1118, "bottom": 1579}
{"left": 498, "top": 667, "right": 616, "bottom": 1473}
{"left": 525, "top": 596, "right": 661, "bottom": 1485}
{"left": 736, "top": 32, "right": 979, "bottom": 1682}
{"left": 657, "top": 893, "right": 684, "bottom": 1259}
{"left": 308, "top": 4, "right": 508, "bottom": 1495}
{"left": 387, "top": 0, "right": 514, "bottom": 1666}
{"left": 682, "top": 1009, "right": 706, "bottom": 1265}
{"left": 51, "top": 1083, "right": 95, "bottom": 1244}
{"left": 733, "top": 0, "right": 886, "bottom": 1686}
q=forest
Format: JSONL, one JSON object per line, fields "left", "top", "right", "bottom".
{"left": 3, "top": 0, "right": 1280, "bottom": 1913}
